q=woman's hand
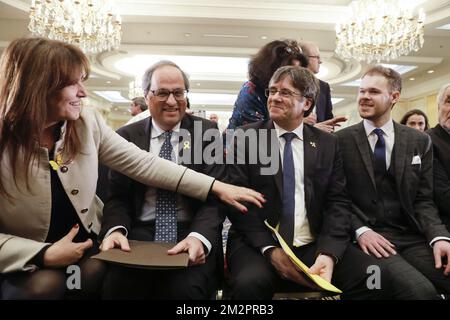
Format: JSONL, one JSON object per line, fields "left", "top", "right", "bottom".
{"left": 211, "top": 180, "right": 265, "bottom": 213}
{"left": 43, "top": 224, "right": 93, "bottom": 268}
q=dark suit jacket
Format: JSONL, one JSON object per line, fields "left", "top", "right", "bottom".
{"left": 427, "top": 124, "right": 450, "bottom": 228}
{"left": 336, "top": 121, "right": 450, "bottom": 242}
{"left": 99, "top": 114, "right": 225, "bottom": 249}
{"left": 226, "top": 120, "right": 352, "bottom": 261}
{"left": 315, "top": 80, "right": 334, "bottom": 122}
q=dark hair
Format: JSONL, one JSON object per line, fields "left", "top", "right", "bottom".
{"left": 363, "top": 65, "right": 402, "bottom": 93}
{"left": 0, "top": 37, "right": 89, "bottom": 196}
{"left": 142, "top": 60, "right": 190, "bottom": 96}
{"left": 248, "top": 40, "right": 308, "bottom": 90}
{"left": 132, "top": 96, "right": 147, "bottom": 111}
{"left": 400, "top": 109, "right": 429, "bottom": 130}
{"left": 269, "top": 65, "right": 319, "bottom": 118}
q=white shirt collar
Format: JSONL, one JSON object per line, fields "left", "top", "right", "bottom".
{"left": 363, "top": 118, "right": 394, "bottom": 138}
{"left": 151, "top": 119, "right": 181, "bottom": 139}
{"left": 273, "top": 121, "right": 304, "bottom": 141}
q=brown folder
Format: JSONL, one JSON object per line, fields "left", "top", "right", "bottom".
{"left": 91, "top": 240, "right": 189, "bottom": 269}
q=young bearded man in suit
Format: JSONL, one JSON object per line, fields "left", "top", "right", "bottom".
{"left": 336, "top": 66, "right": 450, "bottom": 299}
{"left": 99, "top": 61, "right": 225, "bottom": 299}
{"left": 225, "top": 65, "right": 399, "bottom": 300}
{"left": 427, "top": 83, "right": 450, "bottom": 231}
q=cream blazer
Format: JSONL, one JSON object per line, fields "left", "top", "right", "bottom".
{"left": 0, "top": 108, "right": 214, "bottom": 273}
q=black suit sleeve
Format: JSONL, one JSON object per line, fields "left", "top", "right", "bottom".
{"left": 99, "top": 127, "right": 135, "bottom": 239}
{"left": 413, "top": 135, "right": 450, "bottom": 241}
{"left": 187, "top": 121, "right": 226, "bottom": 247}
{"left": 225, "top": 131, "right": 278, "bottom": 250}
{"left": 434, "top": 157, "right": 450, "bottom": 228}
{"left": 323, "top": 81, "right": 334, "bottom": 121}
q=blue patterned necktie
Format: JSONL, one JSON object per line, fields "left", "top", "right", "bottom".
{"left": 155, "top": 131, "right": 177, "bottom": 243}
{"left": 373, "top": 128, "right": 387, "bottom": 177}
{"left": 279, "top": 132, "right": 297, "bottom": 246}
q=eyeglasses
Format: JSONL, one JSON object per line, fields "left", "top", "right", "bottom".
{"left": 308, "top": 55, "right": 321, "bottom": 62}
{"left": 150, "top": 89, "right": 188, "bottom": 101}
{"left": 265, "top": 88, "right": 303, "bottom": 99}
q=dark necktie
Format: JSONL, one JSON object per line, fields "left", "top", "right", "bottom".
{"left": 373, "top": 128, "right": 387, "bottom": 176}
{"left": 279, "top": 132, "right": 296, "bottom": 246}
{"left": 155, "top": 131, "right": 177, "bottom": 243}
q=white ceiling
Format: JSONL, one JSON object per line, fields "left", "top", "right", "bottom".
{"left": 1, "top": 0, "right": 450, "bottom": 121}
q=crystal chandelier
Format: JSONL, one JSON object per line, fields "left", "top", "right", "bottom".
{"left": 335, "top": 0, "right": 425, "bottom": 63}
{"left": 128, "top": 76, "right": 144, "bottom": 99}
{"left": 28, "top": 0, "right": 122, "bottom": 54}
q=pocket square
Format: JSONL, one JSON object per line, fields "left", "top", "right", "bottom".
{"left": 411, "top": 155, "right": 421, "bottom": 165}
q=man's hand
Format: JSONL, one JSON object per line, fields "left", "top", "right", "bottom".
{"left": 357, "top": 230, "right": 396, "bottom": 258}
{"left": 313, "top": 116, "right": 349, "bottom": 133}
{"left": 168, "top": 236, "right": 205, "bottom": 266}
{"left": 309, "top": 254, "right": 334, "bottom": 283}
{"left": 266, "top": 248, "right": 317, "bottom": 289}
{"left": 100, "top": 230, "right": 131, "bottom": 252}
{"left": 211, "top": 180, "right": 265, "bottom": 213}
{"left": 304, "top": 113, "right": 317, "bottom": 125}
{"left": 321, "top": 115, "right": 348, "bottom": 128}
{"left": 43, "top": 224, "right": 93, "bottom": 268}
{"left": 314, "top": 122, "right": 334, "bottom": 133}
{"left": 433, "top": 240, "right": 450, "bottom": 276}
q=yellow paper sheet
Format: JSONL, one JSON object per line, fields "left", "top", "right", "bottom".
{"left": 264, "top": 220, "right": 342, "bottom": 294}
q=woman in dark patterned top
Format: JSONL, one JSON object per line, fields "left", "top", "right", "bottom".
{"left": 226, "top": 40, "right": 308, "bottom": 130}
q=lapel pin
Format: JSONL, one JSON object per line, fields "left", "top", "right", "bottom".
{"left": 183, "top": 141, "right": 191, "bottom": 150}
{"left": 49, "top": 153, "right": 63, "bottom": 171}
{"left": 310, "top": 141, "right": 316, "bottom": 148}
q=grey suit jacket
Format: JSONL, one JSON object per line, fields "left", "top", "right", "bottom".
{"left": 336, "top": 121, "right": 450, "bottom": 242}
{"left": 0, "top": 108, "right": 214, "bottom": 273}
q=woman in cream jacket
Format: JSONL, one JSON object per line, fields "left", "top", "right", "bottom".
{"left": 0, "top": 37, "right": 263, "bottom": 299}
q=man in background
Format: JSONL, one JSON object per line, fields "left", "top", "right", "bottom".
{"left": 300, "top": 41, "right": 347, "bottom": 133}
{"left": 129, "top": 96, "right": 147, "bottom": 116}
{"left": 125, "top": 97, "right": 150, "bottom": 126}
{"left": 427, "top": 83, "right": 450, "bottom": 231}
{"left": 209, "top": 113, "right": 219, "bottom": 123}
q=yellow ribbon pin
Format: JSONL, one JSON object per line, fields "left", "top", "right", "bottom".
{"left": 49, "top": 153, "right": 64, "bottom": 171}
{"left": 183, "top": 141, "right": 190, "bottom": 150}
